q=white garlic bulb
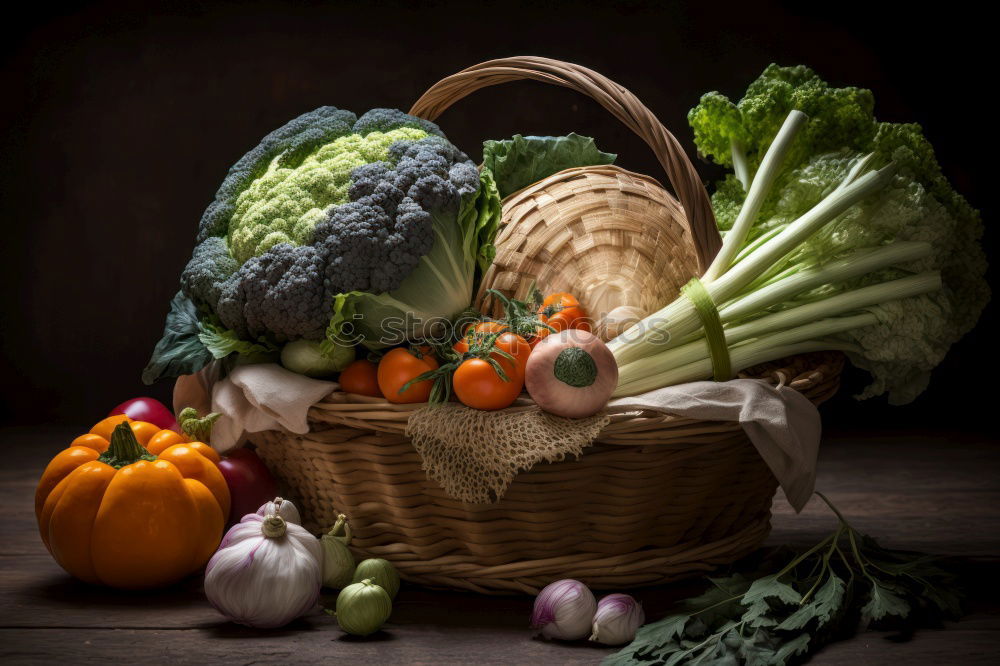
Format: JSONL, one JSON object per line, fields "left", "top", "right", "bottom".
{"left": 256, "top": 497, "right": 302, "bottom": 525}
{"left": 206, "top": 498, "right": 322, "bottom": 628}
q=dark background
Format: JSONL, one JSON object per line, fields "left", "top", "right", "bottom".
{"left": 1, "top": 0, "right": 994, "bottom": 432}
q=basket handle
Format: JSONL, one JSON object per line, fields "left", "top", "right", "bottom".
{"left": 409, "top": 56, "right": 721, "bottom": 271}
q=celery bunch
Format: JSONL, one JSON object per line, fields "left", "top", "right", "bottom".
{"left": 610, "top": 65, "right": 988, "bottom": 404}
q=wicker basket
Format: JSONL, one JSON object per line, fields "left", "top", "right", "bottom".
{"left": 252, "top": 57, "right": 845, "bottom": 595}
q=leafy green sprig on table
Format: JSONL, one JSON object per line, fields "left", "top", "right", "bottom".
{"left": 605, "top": 494, "right": 961, "bottom": 666}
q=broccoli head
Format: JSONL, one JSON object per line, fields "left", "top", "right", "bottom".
{"left": 145, "top": 106, "right": 501, "bottom": 383}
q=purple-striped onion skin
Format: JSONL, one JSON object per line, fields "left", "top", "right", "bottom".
{"left": 530, "top": 578, "right": 598, "bottom": 640}
{"left": 590, "top": 593, "right": 645, "bottom": 645}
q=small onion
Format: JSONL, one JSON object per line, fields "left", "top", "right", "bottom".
{"left": 321, "top": 514, "right": 355, "bottom": 589}
{"left": 352, "top": 558, "right": 400, "bottom": 600}
{"left": 599, "top": 305, "right": 646, "bottom": 341}
{"left": 590, "top": 593, "right": 645, "bottom": 645}
{"left": 256, "top": 497, "right": 302, "bottom": 525}
{"left": 336, "top": 578, "right": 392, "bottom": 636}
{"left": 530, "top": 579, "right": 597, "bottom": 640}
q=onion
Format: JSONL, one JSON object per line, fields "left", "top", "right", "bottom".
{"left": 590, "top": 593, "right": 645, "bottom": 645}
{"left": 524, "top": 330, "right": 618, "bottom": 418}
{"left": 530, "top": 579, "right": 597, "bottom": 640}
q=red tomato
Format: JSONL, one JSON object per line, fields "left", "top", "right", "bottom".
{"left": 377, "top": 348, "right": 439, "bottom": 404}
{"left": 453, "top": 356, "right": 523, "bottom": 411}
{"left": 339, "top": 359, "right": 383, "bottom": 397}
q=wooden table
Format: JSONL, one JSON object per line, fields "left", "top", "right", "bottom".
{"left": 2, "top": 426, "right": 998, "bottom": 664}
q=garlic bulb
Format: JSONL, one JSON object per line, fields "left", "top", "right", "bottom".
{"left": 256, "top": 497, "right": 302, "bottom": 525}
{"left": 530, "top": 579, "right": 597, "bottom": 640}
{"left": 336, "top": 578, "right": 392, "bottom": 636}
{"left": 352, "top": 558, "right": 400, "bottom": 600}
{"left": 205, "top": 498, "right": 322, "bottom": 628}
{"left": 321, "top": 514, "right": 355, "bottom": 589}
{"left": 590, "top": 593, "right": 645, "bottom": 645}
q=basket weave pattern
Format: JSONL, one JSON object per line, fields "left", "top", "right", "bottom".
{"left": 475, "top": 165, "right": 699, "bottom": 324}
{"left": 254, "top": 354, "right": 843, "bottom": 594}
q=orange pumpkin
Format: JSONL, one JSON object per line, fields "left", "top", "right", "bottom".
{"left": 35, "top": 417, "right": 230, "bottom": 589}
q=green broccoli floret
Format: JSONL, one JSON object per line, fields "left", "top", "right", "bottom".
{"left": 145, "top": 106, "right": 501, "bottom": 382}
{"left": 226, "top": 126, "right": 430, "bottom": 263}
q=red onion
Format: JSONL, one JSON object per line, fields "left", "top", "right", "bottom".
{"left": 530, "top": 579, "right": 597, "bottom": 640}
{"left": 590, "top": 593, "right": 645, "bottom": 645}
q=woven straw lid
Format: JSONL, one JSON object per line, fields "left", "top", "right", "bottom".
{"left": 474, "top": 165, "right": 700, "bottom": 336}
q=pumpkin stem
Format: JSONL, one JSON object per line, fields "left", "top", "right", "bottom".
{"left": 98, "top": 421, "right": 157, "bottom": 469}
{"left": 179, "top": 407, "right": 221, "bottom": 443}
{"left": 261, "top": 514, "right": 287, "bottom": 538}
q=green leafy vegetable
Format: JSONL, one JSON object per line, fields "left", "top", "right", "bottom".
{"left": 605, "top": 494, "right": 961, "bottom": 666}
{"left": 142, "top": 291, "right": 280, "bottom": 383}
{"left": 611, "top": 65, "right": 988, "bottom": 405}
{"left": 141, "top": 292, "right": 214, "bottom": 384}
{"left": 199, "top": 320, "right": 279, "bottom": 362}
{"left": 482, "top": 133, "right": 616, "bottom": 198}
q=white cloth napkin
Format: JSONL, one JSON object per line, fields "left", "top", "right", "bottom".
{"left": 196, "top": 365, "right": 819, "bottom": 510}
{"left": 208, "top": 364, "right": 337, "bottom": 452}
{"left": 608, "top": 379, "right": 821, "bottom": 511}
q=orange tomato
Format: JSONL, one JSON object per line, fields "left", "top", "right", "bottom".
{"left": 339, "top": 359, "right": 383, "bottom": 397}
{"left": 493, "top": 332, "right": 531, "bottom": 378}
{"left": 538, "top": 292, "right": 589, "bottom": 331}
{"left": 377, "top": 348, "right": 439, "bottom": 404}
{"left": 453, "top": 356, "right": 524, "bottom": 410}
{"left": 526, "top": 326, "right": 551, "bottom": 349}
{"left": 462, "top": 320, "right": 508, "bottom": 336}
{"left": 455, "top": 330, "right": 531, "bottom": 378}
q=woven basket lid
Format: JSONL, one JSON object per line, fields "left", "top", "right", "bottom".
{"left": 474, "top": 165, "right": 701, "bottom": 338}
